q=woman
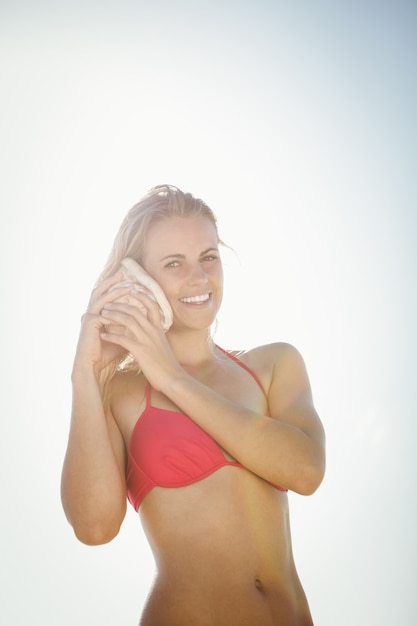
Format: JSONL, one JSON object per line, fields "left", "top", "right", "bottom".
{"left": 61, "top": 184, "right": 325, "bottom": 625}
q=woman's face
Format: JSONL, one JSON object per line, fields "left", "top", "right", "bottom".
{"left": 142, "top": 215, "right": 223, "bottom": 330}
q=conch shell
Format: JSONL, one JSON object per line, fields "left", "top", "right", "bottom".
{"left": 107, "top": 257, "right": 173, "bottom": 335}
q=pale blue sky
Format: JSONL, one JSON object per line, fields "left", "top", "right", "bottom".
{"left": 1, "top": 1, "right": 415, "bottom": 624}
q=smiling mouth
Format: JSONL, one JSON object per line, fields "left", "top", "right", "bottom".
{"left": 179, "top": 293, "right": 211, "bottom": 304}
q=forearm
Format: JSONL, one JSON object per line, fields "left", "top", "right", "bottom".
{"left": 165, "top": 373, "right": 325, "bottom": 495}
{"left": 61, "top": 367, "right": 126, "bottom": 544}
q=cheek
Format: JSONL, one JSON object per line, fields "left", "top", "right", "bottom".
{"left": 156, "top": 276, "right": 178, "bottom": 299}
{"left": 213, "top": 266, "right": 224, "bottom": 287}
{"left": 143, "top": 265, "right": 173, "bottom": 292}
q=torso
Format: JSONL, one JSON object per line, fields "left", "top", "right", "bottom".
{"left": 110, "top": 344, "right": 313, "bottom": 626}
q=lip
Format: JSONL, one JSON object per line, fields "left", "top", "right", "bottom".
{"left": 179, "top": 293, "right": 211, "bottom": 304}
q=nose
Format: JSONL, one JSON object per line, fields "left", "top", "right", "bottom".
{"left": 187, "top": 263, "right": 208, "bottom": 286}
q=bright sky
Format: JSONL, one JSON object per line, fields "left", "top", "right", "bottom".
{"left": 1, "top": 1, "right": 415, "bottom": 625}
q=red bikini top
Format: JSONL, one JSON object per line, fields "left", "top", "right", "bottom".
{"left": 126, "top": 349, "right": 287, "bottom": 511}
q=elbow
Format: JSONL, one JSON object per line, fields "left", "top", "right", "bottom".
{"left": 295, "top": 458, "right": 326, "bottom": 496}
{"left": 294, "top": 435, "right": 326, "bottom": 496}
{"left": 74, "top": 526, "right": 119, "bottom": 546}
{"left": 62, "top": 499, "right": 126, "bottom": 546}
{"left": 72, "top": 517, "right": 124, "bottom": 546}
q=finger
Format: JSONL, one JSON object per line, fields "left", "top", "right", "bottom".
{"left": 111, "top": 292, "right": 148, "bottom": 315}
{"left": 99, "top": 327, "right": 137, "bottom": 355}
{"left": 93, "top": 272, "right": 125, "bottom": 298}
{"left": 136, "top": 292, "right": 163, "bottom": 327}
{"left": 100, "top": 303, "right": 164, "bottom": 350}
{"left": 127, "top": 291, "right": 165, "bottom": 328}
{"left": 100, "top": 304, "right": 148, "bottom": 334}
{"left": 87, "top": 282, "right": 136, "bottom": 316}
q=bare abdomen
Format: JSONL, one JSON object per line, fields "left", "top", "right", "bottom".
{"left": 138, "top": 467, "right": 313, "bottom": 626}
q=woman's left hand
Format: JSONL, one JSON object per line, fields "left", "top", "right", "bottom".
{"left": 100, "top": 292, "right": 181, "bottom": 390}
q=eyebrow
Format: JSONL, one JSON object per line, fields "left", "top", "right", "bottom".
{"left": 159, "top": 247, "right": 219, "bottom": 262}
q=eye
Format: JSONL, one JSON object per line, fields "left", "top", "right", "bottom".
{"left": 202, "top": 254, "right": 218, "bottom": 262}
{"left": 165, "top": 260, "right": 181, "bottom": 268}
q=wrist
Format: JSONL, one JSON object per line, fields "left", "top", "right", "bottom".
{"left": 71, "top": 361, "right": 100, "bottom": 385}
{"left": 162, "top": 369, "right": 197, "bottom": 405}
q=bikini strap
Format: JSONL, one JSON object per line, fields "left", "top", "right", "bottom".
{"left": 216, "top": 345, "right": 268, "bottom": 400}
{"left": 145, "top": 381, "right": 152, "bottom": 407}
{"left": 145, "top": 349, "right": 267, "bottom": 404}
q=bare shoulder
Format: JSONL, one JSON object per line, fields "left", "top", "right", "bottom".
{"left": 235, "top": 342, "right": 307, "bottom": 394}
{"left": 242, "top": 342, "right": 303, "bottom": 364}
{"left": 233, "top": 343, "right": 317, "bottom": 420}
{"left": 229, "top": 344, "right": 324, "bottom": 466}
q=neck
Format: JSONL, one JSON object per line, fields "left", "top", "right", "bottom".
{"left": 166, "top": 327, "right": 218, "bottom": 367}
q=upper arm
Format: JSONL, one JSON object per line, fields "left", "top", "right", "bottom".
{"left": 105, "top": 403, "right": 128, "bottom": 478}
{"left": 268, "top": 343, "right": 325, "bottom": 463}
{"left": 105, "top": 369, "right": 147, "bottom": 478}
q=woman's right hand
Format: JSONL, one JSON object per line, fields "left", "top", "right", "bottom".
{"left": 73, "top": 272, "right": 135, "bottom": 376}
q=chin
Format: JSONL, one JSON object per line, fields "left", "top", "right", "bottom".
{"left": 171, "top": 315, "right": 217, "bottom": 332}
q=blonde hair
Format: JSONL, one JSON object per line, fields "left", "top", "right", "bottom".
{"left": 98, "top": 184, "right": 221, "bottom": 403}
{"left": 99, "top": 184, "right": 220, "bottom": 281}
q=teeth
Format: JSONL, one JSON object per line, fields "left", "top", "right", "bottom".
{"left": 180, "top": 294, "right": 210, "bottom": 304}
